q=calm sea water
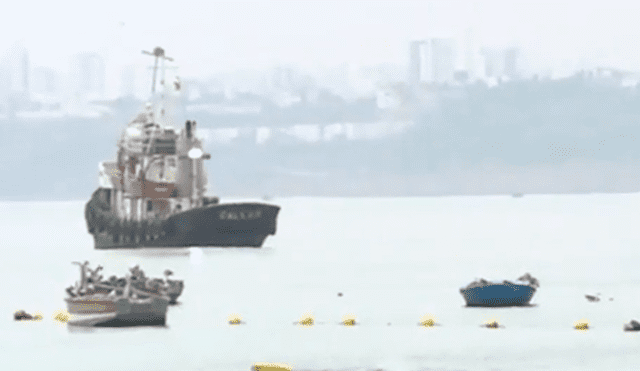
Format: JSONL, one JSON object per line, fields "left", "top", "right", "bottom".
{"left": 2, "top": 195, "right": 640, "bottom": 371}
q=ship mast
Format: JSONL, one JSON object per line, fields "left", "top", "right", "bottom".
{"left": 142, "top": 47, "right": 174, "bottom": 127}
{"left": 140, "top": 47, "right": 206, "bottom": 210}
{"left": 142, "top": 47, "right": 173, "bottom": 95}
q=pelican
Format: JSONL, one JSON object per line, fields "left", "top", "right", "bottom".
{"left": 585, "top": 293, "right": 601, "bottom": 302}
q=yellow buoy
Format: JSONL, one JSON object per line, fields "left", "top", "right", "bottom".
{"left": 419, "top": 314, "right": 437, "bottom": 327}
{"left": 297, "top": 313, "right": 315, "bottom": 326}
{"left": 341, "top": 314, "right": 356, "bottom": 326}
{"left": 228, "top": 314, "right": 243, "bottom": 325}
{"left": 53, "top": 309, "right": 71, "bottom": 323}
{"left": 480, "top": 316, "right": 503, "bottom": 329}
{"left": 252, "top": 362, "right": 293, "bottom": 371}
{"left": 482, "top": 318, "right": 502, "bottom": 329}
{"left": 574, "top": 319, "right": 590, "bottom": 331}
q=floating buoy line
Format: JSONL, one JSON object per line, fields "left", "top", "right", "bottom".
{"left": 14, "top": 310, "right": 640, "bottom": 332}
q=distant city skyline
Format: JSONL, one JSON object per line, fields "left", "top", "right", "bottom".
{"left": 5, "top": 2, "right": 640, "bottom": 68}
{"left": 3, "top": 1, "right": 640, "bottom": 100}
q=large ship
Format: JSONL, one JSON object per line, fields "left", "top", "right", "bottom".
{"left": 84, "top": 47, "right": 280, "bottom": 249}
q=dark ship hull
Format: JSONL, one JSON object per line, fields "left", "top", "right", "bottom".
{"left": 460, "top": 283, "right": 536, "bottom": 307}
{"left": 86, "top": 188, "right": 280, "bottom": 249}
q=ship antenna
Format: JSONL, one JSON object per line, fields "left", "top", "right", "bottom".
{"left": 142, "top": 47, "right": 174, "bottom": 95}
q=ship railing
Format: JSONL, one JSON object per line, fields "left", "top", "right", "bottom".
{"left": 129, "top": 284, "right": 170, "bottom": 300}
{"left": 93, "top": 283, "right": 124, "bottom": 293}
{"left": 122, "top": 141, "right": 146, "bottom": 154}
{"left": 83, "top": 278, "right": 170, "bottom": 296}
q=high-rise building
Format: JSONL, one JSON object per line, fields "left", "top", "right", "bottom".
{"left": 463, "top": 28, "right": 476, "bottom": 80}
{"left": 480, "top": 47, "right": 504, "bottom": 79}
{"left": 70, "top": 52, "right": 105, "bottom": 99}
{"left": 119, "top": 65, "right": 136, "bottom": 98}
{"left": 503, "top": 47, "right": 520, "bottom": 79}
{"left": 271, "top": 66, "right": 295, "bottom": 90}
{"left": 408, "top": 38, "right": 457, "bottom": 85}
{"left": 0, "top": 44, "right": 30, "bottom": 95}
{"left": 0, "top": 44, "right": 31, "bottom": 112}
{"left": 408, "top": 40, "right": 425, "bottom": 85}
{"left": 479, "top": 47, "right": 521, "bottom": 80}
{"left": 430, "top": 38, "right": 456, "bottom": 84}
{"left": 32, "top": 67, "right": 58, "bottom": 95}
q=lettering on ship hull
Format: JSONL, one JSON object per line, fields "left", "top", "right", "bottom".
{"left": 218, "top": 210, "right": 262, "bottom": 221}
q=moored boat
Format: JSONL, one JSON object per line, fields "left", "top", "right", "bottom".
{"left": 65, "top": 262, "right": 184, "bottom": 304}
{"left": 84, "top": 47, "right": 280, "bottom": 249}
{"left": 127, "top": 265, "right": 184, "bottom": 304}
{"left": 65, "top": 263, "right": 170, "bottom": 327}
{"left": 460, "top": 273, "right": 539, "bottom": 307}
{"left": 65, "top": 290, "right": 170, "bottom": 327}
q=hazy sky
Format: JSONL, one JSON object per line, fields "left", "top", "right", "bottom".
{"left": 4, "top": 1, "right": 640, "bottom": 79}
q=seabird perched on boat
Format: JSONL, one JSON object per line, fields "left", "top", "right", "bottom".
{"left": 517, "top": 273, "right": 540, "bottom": 288}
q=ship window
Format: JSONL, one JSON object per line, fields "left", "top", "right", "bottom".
{"left": 149, "top": 139, "right": 176, "bottom": 155}
{"left": 147, "top": 201, "right": 152, "bottom": 211}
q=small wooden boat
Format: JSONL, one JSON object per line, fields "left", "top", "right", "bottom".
{"left": 66, "top": 262, "right": 184, "bottom": 304}
{"left": 460, "top": 273, "right": 539, "bottom": 307}
{"left": 114, "top": 266, "right": 184, "bottom": 304}
{"left": 65, "top": 292, "right": 169, "bottom": 327}
{"left": 65, "top": 263, "right": 170, "bottom": 327}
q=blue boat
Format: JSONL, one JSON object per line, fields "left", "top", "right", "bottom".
{"left": 460, "top": 273, "right": 539, "bottom": 307}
